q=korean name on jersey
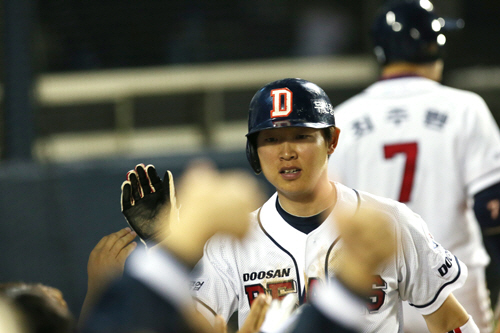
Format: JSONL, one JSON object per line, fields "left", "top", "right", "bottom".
{"left": 328, "top": 77, "right": 500, "bottom": 268}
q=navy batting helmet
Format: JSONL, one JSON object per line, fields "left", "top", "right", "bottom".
{"left": 371, "top": 0, "right": 464, "bottom": 65}
{"left": 245, "top": 78, "right": 335, "bottom": 174}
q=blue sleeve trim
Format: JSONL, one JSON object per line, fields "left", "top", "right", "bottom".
{"left": 409, "top": 256, "right": 462, "bottom": 309}
{"left": 257, "top": 208, "right": 303, "bottom": 303}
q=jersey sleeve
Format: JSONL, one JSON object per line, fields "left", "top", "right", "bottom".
{"left": 190, "top": 235, "right": 239, "bottom": 322}
{"left": 461, "top": 93, "right": 500, "bottom": 195}
{"left": 395, "top": 204, "right": 468, "bottom": 315}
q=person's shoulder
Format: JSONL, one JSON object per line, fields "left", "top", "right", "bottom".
{"left": 333, "top": 88, "right": 371, "bottom": 115}
{"left": 356, "top": 190, "right": 435, "bottom": 241}
{"left": 436, "top": 85, "right": 494, "bottom": 123}
{"left": 438, "top": 83, "right": 488, "bottom": 105}
{"left": 335, "top": 183, "right": 406, "bottom": 218}
{"left": 357, "top": 189, "right": 402, "bottom": 209}
{"left": 354, "top": 188, "right": 420, "bottom": 223}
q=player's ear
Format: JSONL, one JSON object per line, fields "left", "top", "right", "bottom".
{"left": 328, "top": 127, "right": 341, "bottom": 154}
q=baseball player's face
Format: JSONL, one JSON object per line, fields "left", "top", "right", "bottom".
{"left": 256, "top": 127, "right": 336, "bottom": 200}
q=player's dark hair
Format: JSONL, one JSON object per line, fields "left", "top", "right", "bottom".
{"left": 371, "top": 0, "right": 462, "bottom": 65}
{"left": 13, "top": 293, "right": 74, "bottom": 333}
{"left": 0, "top": 282, "right": 75, "bottom": 333}
{"left": 322, "top": 127, "right": 334, "bottom": 145}
{"left": 323, "top": 127, "right": 337, "bottom": 160}
{"left": 249, "top": 126, "right": 335, "bottom": 159}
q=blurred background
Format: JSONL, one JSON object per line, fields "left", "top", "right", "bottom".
{"left": 1, "top": 0, "right": 500, "bottom": 319}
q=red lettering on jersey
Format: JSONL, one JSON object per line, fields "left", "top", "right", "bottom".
{"left": 305, "top": 277, "right": 319, "bottom": 303}
{"left": 270, "top": 88, "right": 293, "bottom": 118}
{"left": 367, "top": 275, "right": 387, "bottom": 312}
{"left": 244, "top": 280, "right": 297, "bottom": 307}
{"left": 244, "top": 284, "right": 266, "bottom": 307}
{"left": 384, "top": 142, "right": 418, "bottom": 203}
{"left": 267, "top": 280, "right": 295, "bottom": 300}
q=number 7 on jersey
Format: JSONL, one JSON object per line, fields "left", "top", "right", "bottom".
{"left": 384, "top": 142, "right": 418, "bottom": 203}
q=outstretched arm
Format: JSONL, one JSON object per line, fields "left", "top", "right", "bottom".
{"left": 474, "top": 182, "right": 500, "bottom": 259}
{"left": 160, "top": 161, "right": 263, "bottom": 267}
{"left": 334, "top": 206, "right": 396, "bottom": 295}
{"left": 474, "top": 181, "right": 500, "bottom": 329}
{"left": 79, "top": 227, "right": 137, "bottom": 326}
{"left": 423, "top": 293, "right": 477, "bottom": 333}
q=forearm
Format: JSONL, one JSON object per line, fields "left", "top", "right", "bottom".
{"left": 79, "top": 281, "right": 108, "bottom": 329}
{"left": 78, "top": 290, "right": 95, "bottom": 328}
{"left": 474, "top": 182, "right": 500, "bottom": 256}
{"left": 423, "top": 294, "right": 475, "bottom": 333}
{"left": 483, "top": 232, "right": 500, "bottom": 263}
{"left": 160, "top": 222, "right": 210, "bottom": 269}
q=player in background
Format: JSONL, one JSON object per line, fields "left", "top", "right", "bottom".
{"left": 327, "top": 1, "right": 500, "bottom": 332}
{"left": 186, "top": 78, "right": 479, "bottom": 333}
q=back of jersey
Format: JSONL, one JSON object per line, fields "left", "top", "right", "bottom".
{"left": 328, "top": 76, "right": 500, "bottom": 267}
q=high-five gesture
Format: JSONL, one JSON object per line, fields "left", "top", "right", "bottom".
{"left": 79, "top": 227, "right": 137, "bottom": 326}
{"left": 164, "top": 161, "right": 264, "bottom": 266}
{"left": 121, "top": 164, "right": 178, "bottom": 243}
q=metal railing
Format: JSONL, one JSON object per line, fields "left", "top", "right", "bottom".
{"left": 33, "top": 56, "right": 379, "bottom": 162}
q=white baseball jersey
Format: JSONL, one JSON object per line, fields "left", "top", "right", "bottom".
{"left": 191, "top": 182, "right": 467, "bottom": 332}
{"left": 328, "top": 76, "right": 500, "bottom": 268}
{"left": 327, "top": 76, "right": 500, "bottom": 332}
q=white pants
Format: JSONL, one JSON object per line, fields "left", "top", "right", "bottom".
{"left": 403, "top": 266, "right": 494, "bottom": 333}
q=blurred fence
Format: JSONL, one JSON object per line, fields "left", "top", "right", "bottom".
{"left": 33, "top": 56, "right": 378, "bottom": 162}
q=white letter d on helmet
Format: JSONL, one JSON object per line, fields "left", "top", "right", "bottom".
{"left": 270, "top": 88, "right": 293, "bottom": 118}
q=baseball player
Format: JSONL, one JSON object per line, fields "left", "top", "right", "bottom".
{"left": 111, "top": 162, "right": 388, "bottom": 333}
{"left": 186, "top": 78, "right": 479, "bottom": 333}
{"left": 327, "top": 1, "right": 500, "bottom": 332}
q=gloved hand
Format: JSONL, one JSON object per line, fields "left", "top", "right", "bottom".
{"left": 120, "top": 164, "right": 178, "bottom": 243}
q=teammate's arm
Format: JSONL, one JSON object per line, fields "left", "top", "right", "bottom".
{"left": 473, "top": 181, "right": 500, "bottom": 257}
{"left": 237, "top": 294, "right": 271, "bottom": 333}
{"left": 474, "top": 181, "right": 500, "bottom": 329}
{"left": 167, "top": 163, "right": 266, "bottom": 332}
{"left": 423, "top": 293, "right": 478, "bottom": 333}
{"left": 79, "top": 228, "right": 137, "bottom": 327}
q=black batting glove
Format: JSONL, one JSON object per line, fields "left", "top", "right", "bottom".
{"left": 120, "top": 164, "right": 177, "bottom": 243}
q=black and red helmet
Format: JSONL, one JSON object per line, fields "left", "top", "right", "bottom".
{"left": 371, "top": 0, "right": 463, "bottom": 65}
{"left": 245, "top": 78, "right": 335, "bottom": 174}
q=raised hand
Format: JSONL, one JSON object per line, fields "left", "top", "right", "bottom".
{"left": 121, "top": 164, "right": 178, "bottom": 243}
{"left": 239, "top": 294, "right": 273, "bottom": 333}
{"left": 163, "top": 161, "right": 264, "bottom": 266}
{"left": 86, "top": 228, "right": 137, "bottom": 292}
{"left": 80, "top": 227, "right": 137, "bottom": 325}
{"left": 334, "top": 206, "right": 396, "bottom": 296}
